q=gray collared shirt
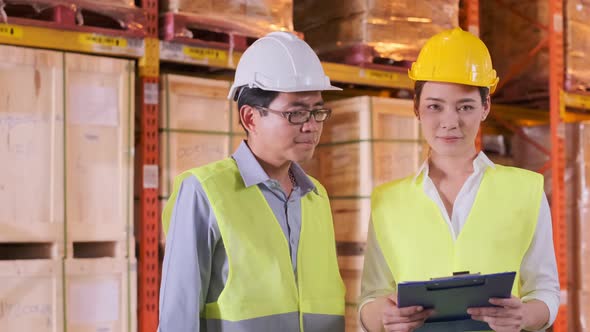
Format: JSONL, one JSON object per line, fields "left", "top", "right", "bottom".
{"left": 158, "top": 141, "right": 317, "bottom": 332}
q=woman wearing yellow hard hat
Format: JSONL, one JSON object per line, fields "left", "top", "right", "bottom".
{"left": 358, "top": 28, "right": 560, "bottom": 332}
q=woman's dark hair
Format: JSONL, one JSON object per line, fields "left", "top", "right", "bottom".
{"left": 414, "top": 80, "right": 489, "bottom": 107}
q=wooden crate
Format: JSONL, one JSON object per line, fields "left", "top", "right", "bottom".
{"left": 0, "top": 259, "right": 63, "bottom": 332}
{"left": 65, "top": 258, "right": 134, "bottom": 332}
{"left": 314, "top": 96, "right": 424, "bottom": 197}
{"left": 159, "top": 132, "right": 230, "bottom": 197}
{"left": 339, "top": 255, "right": 363, "bottom": 331}
{"left": 331, "top": 198, "right": 371, "bottom": 243}
{"left": 159, "top": 74, "right": 232, "bottom": 198}
{"left": 160, "top": 75, "right": 231, "bottom": 132}
{"left": 0, "top": 45, "right": 65, "bottom": 243}
{"left": 338, "top": 255, "right": 363, "bottom": 305}
{"left": 315, "top": 141, "right": 424, "bottom": 197}
{"left": 65, "top": 53, "right": 134, "bottom": 245}
{"left": 321, "top": 96, "right": 418, "bottom": 144}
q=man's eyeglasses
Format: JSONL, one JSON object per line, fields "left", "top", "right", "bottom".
{"left": 254, "top": 106, "right": 332, "bottom": 125}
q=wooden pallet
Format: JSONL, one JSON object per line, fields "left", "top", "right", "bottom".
{"left": 160, "top": 11, "right": 258, "bottom": 51}
{"left": 317, "top": 43, "right": 414, "bottom": 71}
{"left": 2, "top": 0, "right": 146, "bottom": 37}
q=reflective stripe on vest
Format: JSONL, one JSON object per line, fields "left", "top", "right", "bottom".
{"left": 372, "top": 165, "right": 542, "bottom": 296}
{"left": 162, "top": 158, "right": 345, "bottom": 331}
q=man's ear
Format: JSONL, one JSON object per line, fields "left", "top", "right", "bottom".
{"left": 240, "top": 105, "right": 257, "bottom": 135}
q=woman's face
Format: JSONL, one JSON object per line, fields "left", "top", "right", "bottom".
{"left": 416, "top": 82, "right": 490, "bottom": 158}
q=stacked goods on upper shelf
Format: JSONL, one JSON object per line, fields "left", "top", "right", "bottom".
{"left": 2, "top": 0, "right": 146, "bottom": 37}
{"left": 294, "top": 0, "right": 459, "bottom": 66}
{"left": 481, "top": 0, "right": 590, "bottom": 107}
{"left": 160, "top": 0, "right": 293, "bottom": 43}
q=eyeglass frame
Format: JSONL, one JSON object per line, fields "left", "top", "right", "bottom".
{"left": 253, "top": 105, "right": 332, "bottom": 124}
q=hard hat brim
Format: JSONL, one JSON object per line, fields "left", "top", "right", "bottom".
{"left": 228, "top": 84, "right": 342, "bottom": 100}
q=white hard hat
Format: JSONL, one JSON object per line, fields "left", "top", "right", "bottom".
{"left": 228, "top": 31, "right": 341, "bottom": 100}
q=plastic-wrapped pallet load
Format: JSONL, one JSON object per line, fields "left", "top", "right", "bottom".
{"left": 1, "top": 0, "right": 146, "bottom": 35}
{"left": 301, "top": 96, "right": 425, "bottom": 332}
{"left": 481, "top": 0, "right": 590, "bottom": 105}
{"left": 294, "top": 0, "right": 459, "bottom": 64}
{"left": 566, "top": 1, "right": 590, "bottom": 92}
{"left": 161, "top": 0, "right": 293, "bottom": 36}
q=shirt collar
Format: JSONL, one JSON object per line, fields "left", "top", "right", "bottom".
{"left": 232, "top": 141, "right": 318, "bottom": 194}
{"left": 413, "top": 151, "right": 496, "bottom": 183}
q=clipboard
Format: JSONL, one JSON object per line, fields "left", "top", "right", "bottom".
{"left": 397, "top": 271, "right": 516, "bottom": 332}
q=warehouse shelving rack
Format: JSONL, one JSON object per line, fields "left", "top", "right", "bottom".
{"left": 2, "top": 0, "right": 590, "bottom": 330}
{"left": 470, "top": 1, "right": 590, "bottom": 331}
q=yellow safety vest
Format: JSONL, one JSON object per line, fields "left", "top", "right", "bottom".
{"left": 163, "top": 158, "right": 345, "bottom": 331}
{"left": 372, "top": 165, "right": 542, "bottom": 298}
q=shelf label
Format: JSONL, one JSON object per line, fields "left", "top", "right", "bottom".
{"left": 182, "top": 46, "right": 227, "bottom": 62}
{"left": 79, "top": 34, "right": 128, "bottom": 48}
{"left": 0, "top": 25, "right": 23, "bottom": 39}
{"left": 365, "top": 69, "right": 401, "bottom": 83}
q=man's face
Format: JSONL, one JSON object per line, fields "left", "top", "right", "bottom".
{"left": 416, "top": 82, "right": 490, "bottom": 157}
{"left": 249, "top": 91, "right": 325, "bottom": 164}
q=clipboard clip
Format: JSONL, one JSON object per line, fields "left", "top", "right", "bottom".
{"left": 430, "top": 271, "right": 481, "bottom": 281}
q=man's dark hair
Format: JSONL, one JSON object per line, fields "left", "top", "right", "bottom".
{"left": 413, "top": 80, "right": 489, "bottom": 107}
{"left": 234, "top": 87, "right": 279, "bottom": 133}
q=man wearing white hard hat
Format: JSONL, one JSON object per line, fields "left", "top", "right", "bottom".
{"left": 158, "top": 32, "right": 346, "bottom": 331}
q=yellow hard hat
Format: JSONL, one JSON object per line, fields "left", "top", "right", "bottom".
{"left": 408, "top": 27, "right": 499, "bottom": 94}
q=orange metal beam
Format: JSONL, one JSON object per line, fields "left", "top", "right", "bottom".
{"left": 495, "top": 36, "right": 548, "bottom": 92}
{"left": 139, "top": 0, "right": 160, "bottom": 331}
{"left": 464, "top": 0, "right": 480, "bottom": 36}
{"left": 489, "top": 113, "right": 551, "bottom": 156}
{"left": 549, "top": 0, "right": 568, "bottom": 330}
{"left": 463, "top": 0, "right": 482, "bottom": 150}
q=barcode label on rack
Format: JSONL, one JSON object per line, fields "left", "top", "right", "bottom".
{"left": 79, "top": 34, "right": 128, "bottom": 48}
{"left": 364, "top": 69, "right": 401, "bottom": 83}
{"left": 0, "top": 25, "right": 22, "bottom": 39}
{"left": 182, "top": 46, "right": 227, "bottom": 62}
